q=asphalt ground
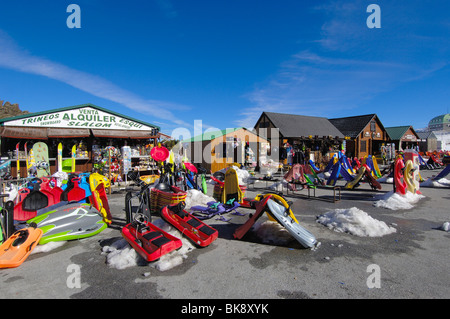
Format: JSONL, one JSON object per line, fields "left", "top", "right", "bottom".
{"left": 0, "top": 167, "right": 449, "bottom": 305}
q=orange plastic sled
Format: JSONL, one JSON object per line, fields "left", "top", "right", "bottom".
{"left": 0, "top": 225, "right": 43, "bottom": 269}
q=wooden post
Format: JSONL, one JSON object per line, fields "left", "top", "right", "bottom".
{"left": 108, "top": 150, "right": 111, "bottom": 195}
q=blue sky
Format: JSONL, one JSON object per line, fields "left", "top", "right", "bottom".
{"left": 0, "top": 0, "right": 449, "bottom": 139}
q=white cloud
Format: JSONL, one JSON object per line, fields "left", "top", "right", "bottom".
{"left": 0, "top": 30, "right": 190, "bottom": 127}
{"left": 236, "top": 1, "right": 449, "bottom": 128}
{"left": 238, "top": 51, "right": 416, "bottom": 127}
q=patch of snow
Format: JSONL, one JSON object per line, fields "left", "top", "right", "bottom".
{"left": 184, "top": 189, "right": 215, "bottom": 209}
{"left": 377, "top": 176, "right": 393, "bottom": 184}
{"left": 420, "top": 177, "right": 450, "bottom": 188}
{"left": 316, "top": 207, "right": 396, "bottom": 237}
{"left": 102, "top": 218, "right": 196, "bottom": 272}
{"left": 31, "top": 241, "right": 67, "bottom": 254}
{"left": 253, "top": 220, "right": 292, "bottom": 245}
{"left": 218, "top": 165, "right": 250, "bottom": 184}
{"left": 268, "top": 180, "right": 287, "bottom": 192}
{"left": 373, "top": 191, "right": 424, "bottom": 210}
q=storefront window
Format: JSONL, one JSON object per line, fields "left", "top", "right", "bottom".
{"left": 360, "top": 140, "right": 367, "bottom": 153}
{"left": 370, "top": 120, "right": 376, "bottom": 132}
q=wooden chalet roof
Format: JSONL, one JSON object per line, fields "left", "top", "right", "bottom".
{"left": 257, "top": 112, "right": 344, "bottom": 139}
{"left": 385, "top": 126, "right": 419, "bottom": 141}
{"left": 328, "top": 114, "right": 386, "bottom": 139}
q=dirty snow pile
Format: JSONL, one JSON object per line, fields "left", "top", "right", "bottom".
{"left": 376, "top": 176, "right": 393, "bottom": 184}
{"left": 317, "top": 207, "right": 396, "bottom": 237}
{"left": 420, "top": 177, "right": 450, "bottom": 188}
{"left": 218, "top": 165, "right": 250, "bottom": 184}
{"left": 102, "top": 238, "right": 138, "bottom": 270}
{"left": 184, "top": 189, "right": 215, "bottom": 209}
{"left": 268, "top": 180, "right": 288, "bottom": 192}
{"left": 318, "top": 172, "right": 330, "bottom": 180}
{"left": 102, "top": 218, "right": 195, "bottom": 272}
{"left": 373, "top": 191, "right": 425, "bottom": 210}
{"left": 3, "top": 183, "right": 18, "bottom": 201}
{"left": 259, "top": 159, "right": 280, "bottom": 177}
{"left": 253, "top": 220, "right": 293, "bottom": 245}
{"left": 31, "top": 241, "right": 67, "bottom": 254}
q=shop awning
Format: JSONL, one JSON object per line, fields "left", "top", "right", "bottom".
{"left": 1, "top": 126, "right": 159, "bottom": 140}
{"left": 91, "top": 129, "right": 158, "bottom": 139}
{"left": 0, "top": 126, "right": 48, "bottom": 139}
{"left": 47, "top": 128, "right": 91, "bottom": 138}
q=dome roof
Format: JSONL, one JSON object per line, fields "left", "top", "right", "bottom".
{"left": 429, "top": 114, "right": 450, "bottom": 127}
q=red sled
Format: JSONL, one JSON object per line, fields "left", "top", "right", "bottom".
{"left": 122, "top": 215, "right": 182, "bottom": 262}
{"left": 39, "top": 177, "right": 63, "bottom": 207}
{"left": 14, "top": 183, "right": 49, "bottom": 221}
{"left": 394, "top": 158, "right": 407, "bottom": 195}
{"left": 233, "top": 195, "right": 271, "bottom": 240}
{"left": 161, "top": 202, "right": 218, "bottom": 247}
{"left": 362, "top": 164, "right": 382, "bottom": 190}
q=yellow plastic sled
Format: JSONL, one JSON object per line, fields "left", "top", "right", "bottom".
{"left": 344, "top": 166, "right": 366, "bottom": 189}
{"left": 221, "top": 168, "right": 244, "bottom": 204}
{"left": 89, "top": 173, "right": 112, "bottom": 224}
{"left": 255, "top": 193, "right": 300, "bottom": 224}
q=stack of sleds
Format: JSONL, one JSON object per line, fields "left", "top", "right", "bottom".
{"left": 141, "top": 144, "right": 211, "bottom": 214}
{"left": 194, "top": 167, "right": 318, "bottom": 249}
{"left": 425, "top": 152, "right": 444, "bottom": 169}
{"left": 150, "top": 185, "right": 187, "bottom": 215}
{"left": 122, "top": 145, "right": 219, "bottom": 262}
{"left": 282, "top": 153, "right": 383, "bottom": 193}
{"left": 122, "top": 164, "right": 318, "bottom": 265}
{"left": 0, "top": 172, "right": 112, "bottom": 269}
{"left": 320, "top": 153, "right": 382, "bottom": 191}
{"left": 123, "top": 170, "right": 218, "bottom": 262}
{"left": 11, "top": 173, "right": 112, "bottom": 225}
{"left": 147, "top": 145, "right": 188, "bottom": 214}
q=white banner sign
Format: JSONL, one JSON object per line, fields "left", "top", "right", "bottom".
{"left": 4, "top": 107, "right": 156, "bottom": 131}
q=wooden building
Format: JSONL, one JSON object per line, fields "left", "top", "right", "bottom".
{"left": 254, "top": 112, "right": 345, "bottom": 166}
{"left": 417, "top": 131, "right": 438, "bottom": 153}
{"left": 176, "top": 127, "right": 269, "bottom": 173}
{"left": 385, "top": 126, "right": 420, "bottom": 151}
{"left": 0, "top": 103, "right": 161, "bottom": 178}
{"left": 329, "top": 114, "right": 389, "bottom": 159}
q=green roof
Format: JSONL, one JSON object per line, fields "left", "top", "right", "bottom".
{"left": 0, "top": 103, "right": 160, "bottom": 130}
{"left": 182, "top": 127, "right": 245, "bottom": 143}
{"left": 429, "top": 114, "right": 450, "bottom": 125}
{"left": 385, "top": 126, "right": 412, "bottom": 140}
